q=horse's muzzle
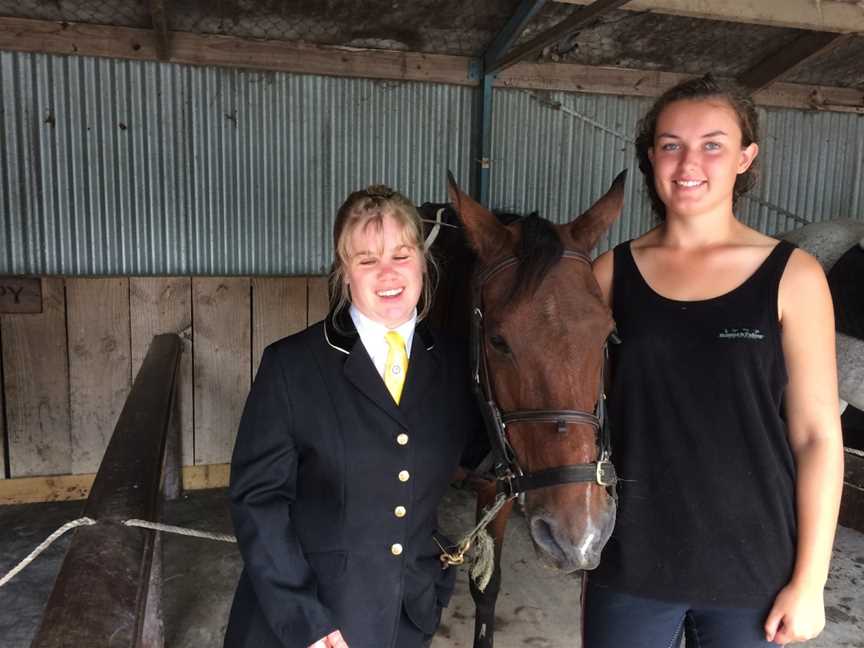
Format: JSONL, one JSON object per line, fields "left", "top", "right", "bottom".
{"left": 528, "top": 505, "right": 616, "bottom": 572}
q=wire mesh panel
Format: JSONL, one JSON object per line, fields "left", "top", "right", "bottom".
{"left": 0, "top": 0, "right": 525, "bottom": 57}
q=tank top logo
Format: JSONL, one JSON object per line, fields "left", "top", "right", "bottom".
{"left": 718, "top": 327, "right": 765, "bottom": 340}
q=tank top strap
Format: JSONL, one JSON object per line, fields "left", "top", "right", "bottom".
{"left": 744, "top": 240, "right": 797, "bottom": 311}
{"left": 757, "top": 239, "right": 797, "bottom": 285}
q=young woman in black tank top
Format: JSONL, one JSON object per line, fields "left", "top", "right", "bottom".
{"left": 584, "top": 76, "right": 844, "bottom": 647}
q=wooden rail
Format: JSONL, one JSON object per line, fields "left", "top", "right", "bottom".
{"left": 31, "top": 334, "right": 182, "bottom": 648}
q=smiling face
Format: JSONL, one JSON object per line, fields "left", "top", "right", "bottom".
{"left": 648, "top": 98, "right": 759, "bottom": 220}
{"left": 344, "top": 212, "right": 424, "bottom": 328}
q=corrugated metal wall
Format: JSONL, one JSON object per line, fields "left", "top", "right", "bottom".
{"left": 490, "top": 89, "right": 864, "bottom": 254}
{"left": 2, "top": 51, "right": 863, "bottom": 274}
{"left": 0, "top": 52, "right": 474, "bottom": 275}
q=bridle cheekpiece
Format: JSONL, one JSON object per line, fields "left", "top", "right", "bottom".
{"left": 470, "top": 249, "right": 619, "bottom": 498}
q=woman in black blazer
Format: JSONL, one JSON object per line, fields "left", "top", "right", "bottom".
{"left": 223, "top": 186, "right": 482, "bottom": 648}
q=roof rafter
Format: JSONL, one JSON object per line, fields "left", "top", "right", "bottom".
{"left": 147, "top": 0, "right": 170, "bottom": 60}
{"left": 738, "top": 32, "right": 851, "bottom": 93}
{"left": 488, "top": 0, "right": 632, "bottom": 74}
{"left": 0, "top": 17, "right": 861, "bottom": 114}
{"left": 554, "top": 0, "right": 864, "bottom": 33}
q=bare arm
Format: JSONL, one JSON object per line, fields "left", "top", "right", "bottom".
{"left": 765, "top": 249, "right": 844, "bottom": 644}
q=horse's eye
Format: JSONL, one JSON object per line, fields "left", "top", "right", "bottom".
{"left": 489, "top": 334, "right": 511, "bottom": 354}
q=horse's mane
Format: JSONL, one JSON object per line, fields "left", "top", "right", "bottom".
{"left": 494, "top": 211, "right": 564, "bottom": 302}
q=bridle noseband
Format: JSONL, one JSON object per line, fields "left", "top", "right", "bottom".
{"left": 471, "top": 250, "right": 618, "bottom": 497}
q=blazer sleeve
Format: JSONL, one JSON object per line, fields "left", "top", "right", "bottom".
{"left": 229, "top": 346, "right": 336, "bottom": 647}
{"left": 455, "top": 345, "right": 490, "bottom": 471}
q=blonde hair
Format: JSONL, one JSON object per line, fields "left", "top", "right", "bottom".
{"left": 328, "top": 185, "right": 437, "bottom": 327}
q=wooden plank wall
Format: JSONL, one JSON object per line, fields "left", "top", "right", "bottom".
{"left": 0, "top": 276, "right": 329, "bottom": 492}
{"left": 1, "top": 278, "right": 70, "bottom": 477}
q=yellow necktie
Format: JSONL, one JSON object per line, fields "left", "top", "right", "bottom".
{"left": 383, "top": 331, "right": 409, "bottom": 404}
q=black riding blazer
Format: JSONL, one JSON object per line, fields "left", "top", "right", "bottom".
{"left": 223, "top": 311, "right": 482, "bottom": 648}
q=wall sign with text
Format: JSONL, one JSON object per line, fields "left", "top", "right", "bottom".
{"left": 0, "top": 278, "right": 43, "bottom": 313}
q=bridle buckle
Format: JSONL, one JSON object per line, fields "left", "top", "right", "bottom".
{"left": 596, "top": 460, "right": 616, "bottom": 487}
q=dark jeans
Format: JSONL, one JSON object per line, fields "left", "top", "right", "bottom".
{"left": 582, "top": 580, "right": 775, "bottom": 648}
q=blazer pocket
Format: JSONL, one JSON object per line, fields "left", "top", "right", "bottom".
{"left": 402, "top": 579, "right": 441, "bottom": 636}
{"left": 305, "top": 550, "right": 348, "bottom": 584}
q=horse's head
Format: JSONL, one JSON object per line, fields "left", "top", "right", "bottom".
{"left": 448, "top": 172, "right": 625, "bottom": 572}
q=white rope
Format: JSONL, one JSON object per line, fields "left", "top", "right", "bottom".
{"left": 437, "top": 492, "right": 514, "bottom": 592}
{"left": 458, "top": 492, "right": 512, "bottom": 552}
{"left": 0, "top": 517, "right": 96, "bottom": 587}
{"left": 0, "top": 517, "right": 236, "bottom": 588}
{"left": 123, "top": 519, "right": 236, "bottom": 543}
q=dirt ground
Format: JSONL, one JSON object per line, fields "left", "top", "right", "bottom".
{"left": 1, "top": 486, "right": 862, "bottom": 647}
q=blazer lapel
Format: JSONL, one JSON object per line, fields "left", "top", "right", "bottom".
{"left": 399, "top": 321, "right": 439, "bottom": 417}
{"left": 343, "top": 340, "right": 410, "bottom": 429}
{"left": 325, "top": 310, "right": 410, "bottom": 429}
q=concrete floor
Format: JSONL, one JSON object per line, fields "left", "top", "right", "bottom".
{"left": 1, "top": 487, "right": 862, "bottom": 648}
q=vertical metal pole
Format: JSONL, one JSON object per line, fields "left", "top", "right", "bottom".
{"left": 473, "top": 72, "right": 495, "bottom": 206}
{"left": 471, "top": 0, "right": 548, "bottom": 205}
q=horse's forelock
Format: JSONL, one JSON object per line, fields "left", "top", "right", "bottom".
{"left": 509, "top": 213, "right": 564, "bottom": 302}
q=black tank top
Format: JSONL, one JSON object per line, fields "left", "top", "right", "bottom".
{"left": 590, "top": 240, "right": 798, "bottom": 607}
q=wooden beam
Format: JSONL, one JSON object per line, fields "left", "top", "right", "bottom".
{"left": 496, "top": 62, "right": 864, "bottom": 113}
{"left": 31, "top": 334, "right": 181, "bottom": 647}
{"left": 554, "top": 0, "right": 864, "bottom": 33}
{"left": 0, "top": 17, "right": 861, "bottom": 114}
{"left": 739, "top": 32, "right": 850, "bottom": 92}
{"left": 490, "top": 0, "right": 632, "bottom": 74}
{"left": 147, "top": 0, "right": 170, "bottom": 60}
{"left": 0, "top": 16, "right": 473, "bottom": 86}
{"left": 0, "top": 463, "right": 230, "bottom": 505}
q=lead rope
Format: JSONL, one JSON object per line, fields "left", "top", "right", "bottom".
{"left": 0, "top": 517, "right": 236, "bottom": 589}
{"left": 435, "top": 492, "right": 514, "bottom": 592}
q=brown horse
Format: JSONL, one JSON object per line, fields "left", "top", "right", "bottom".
{"left": 426, "top": 171, "right": 626, "bottom": 647}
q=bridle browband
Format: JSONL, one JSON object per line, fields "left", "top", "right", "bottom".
{"left": 471, "top": 250, "right": 618, "bottom": 497}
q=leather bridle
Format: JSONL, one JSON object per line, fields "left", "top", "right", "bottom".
{"left": 470, "top": 250, "right": 618, "bottom": 497}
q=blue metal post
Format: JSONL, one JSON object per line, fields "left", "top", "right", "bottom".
{"left": 475, "top": 72, "right": 495, "bottom": 206}
{"left": 471, "top": 0, "right": 548, "bottom": 204}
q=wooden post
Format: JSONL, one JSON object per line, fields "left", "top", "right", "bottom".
{"left": 30, "top": 334, "right": 181, "bottom": 648}
{"left": 162, "top": 377, "right": 182, "bottom": 502}
{"left": 140, "top": 530, "right": 165, "bottom": 648}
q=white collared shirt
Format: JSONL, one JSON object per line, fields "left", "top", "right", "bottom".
{"left": 349, "top": 305, "right": 416, "bottom": 379}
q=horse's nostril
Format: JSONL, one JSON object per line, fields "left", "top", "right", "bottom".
{"left": 530, "top": 515, "right": 566, "bottom": 564}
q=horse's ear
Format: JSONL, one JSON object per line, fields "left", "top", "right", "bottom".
{"left": 447, "top": 170, "right": 509, "bottom": 262}
{"left": 567, "top": 169, "right": 627, "bottom": 251}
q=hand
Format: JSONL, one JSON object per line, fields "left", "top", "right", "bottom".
{"left": 764, "top": 582, "right": 826, "bottom": 645}
{"left": 308, "top": 630, "right": 349, "bottom": 648}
